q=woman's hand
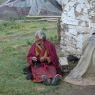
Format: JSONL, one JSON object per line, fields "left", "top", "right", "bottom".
{"left": 40, "top": 57, "right": 51, "bottom": 63}
{"left": 46, "top": 57, "right": 51, "bottom": 63}
{"left": 32, "top": 57, "right": 37, "bottom": 61}
{"left": 40, "top": 57, "right": 46, "bottom": 62}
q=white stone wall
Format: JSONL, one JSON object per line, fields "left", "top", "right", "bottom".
{"left": 60, "top": 0, "right": 95, "bottom": 56}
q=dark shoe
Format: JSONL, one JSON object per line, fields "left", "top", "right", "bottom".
{"left": 23, "top": 67, "right": 28, "bottom": 74}
{"left": 23, "top": 65, "right": 31, "bottom": 74}
{"left": 26, "top": 73, "right": 33, "bottom": 80}
{"left": 42, "top": 75, "right": 51, "bottom": 85}
{"left": 51, "top": 74, "right": 62, "bottom": 85}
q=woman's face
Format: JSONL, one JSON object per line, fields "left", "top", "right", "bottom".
{"left": 35, "top": 36, "right": 43, "bottom": 45}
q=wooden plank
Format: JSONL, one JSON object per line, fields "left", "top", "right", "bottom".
{"left": 59, "top": 57, "right": 69, "bottom": 73}
{"left": 26, "top": 15, "right": 61, "bottom": 19}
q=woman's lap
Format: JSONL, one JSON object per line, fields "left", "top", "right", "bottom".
{"left": 32, "top": 65, "right": 56, "bottom": 82}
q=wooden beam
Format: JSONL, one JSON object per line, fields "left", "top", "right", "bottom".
{"left": 26, "top": 15, "right": 61, "bottom": 18}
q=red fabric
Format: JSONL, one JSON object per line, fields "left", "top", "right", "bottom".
{"left": 35, "top": 44, "right": 47, "bottom": 59}
{"left": 35, "top": 44, "right": 48, "bottom": 72}
{"left": 27, "top": 40, "right": 60, "bottom": 82}
{"left": 32, "top": 65, "right": 56, "bottom": 82}
{"left": 44, "top": 40, "right": 60, "bottom": 70}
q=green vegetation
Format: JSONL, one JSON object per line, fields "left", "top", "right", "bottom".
{"left": 0, "top": 0, "right": 7, "bottom": 4}
{"left": 0, "top": 21, "right": 58, "bottom": 95}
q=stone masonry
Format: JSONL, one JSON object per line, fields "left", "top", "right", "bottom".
{"left": 60, "top": 0, "right": 95, "bottom": 56}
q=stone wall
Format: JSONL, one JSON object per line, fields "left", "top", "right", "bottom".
{"left": 60, "top": 0, "right": 95, "bottom": 56}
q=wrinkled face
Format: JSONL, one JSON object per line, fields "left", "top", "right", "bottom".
{"left": 35, "top": 35, "right": 43, "bottom": 45}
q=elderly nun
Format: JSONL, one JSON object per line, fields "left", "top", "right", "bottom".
{"left": 27, "top": 30, "right": 62, "bottom": 85}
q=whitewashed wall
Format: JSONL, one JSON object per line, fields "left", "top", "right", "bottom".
{"left": 60, "top": 0, "right": 95, "bottom": 56}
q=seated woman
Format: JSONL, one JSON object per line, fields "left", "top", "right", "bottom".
{"left": 27, "top": 30, "right": 62, "bottom": 85}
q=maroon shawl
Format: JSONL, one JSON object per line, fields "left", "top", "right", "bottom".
{"left": 27, "top": 40, "right": 60, "bottom": 70}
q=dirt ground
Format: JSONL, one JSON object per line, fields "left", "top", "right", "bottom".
{"left": 42, "top": 81, "right": 95, "bottom": 95}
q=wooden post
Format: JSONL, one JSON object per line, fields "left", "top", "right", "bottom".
{"left": 57, "top": 17, "right": 61, "bottom": 42}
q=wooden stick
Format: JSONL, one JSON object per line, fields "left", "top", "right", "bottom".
{"left": 26, "top": 15, "right": 61, "bottom": 18}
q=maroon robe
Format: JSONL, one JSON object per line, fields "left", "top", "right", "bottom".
{"left": 27, "top": 40, "right": 60, "bottom": 82}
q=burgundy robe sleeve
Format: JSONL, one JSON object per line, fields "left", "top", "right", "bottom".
{"left": 27, "top": 43, "right": 35, "bottom": 65}
{"left": 45, "top": 40, "right": 60, "bottom": 70}
{"left": 50, "top": 43, "right": 60, "bottom": 69}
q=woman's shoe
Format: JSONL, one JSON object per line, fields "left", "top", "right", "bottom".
{"left": 42, "top": 75, "right": 51, "bottom": 85}
{"left": 51, "top": 74, "right": 62, "bottom": 85}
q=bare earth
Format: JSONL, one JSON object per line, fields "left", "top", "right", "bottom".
{"left": 42, "top": 81, "right": 95, "bottom": 95}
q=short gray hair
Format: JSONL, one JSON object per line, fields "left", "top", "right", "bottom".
{"left": 35, "top": 29, "right": 46, "bottom": 40}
